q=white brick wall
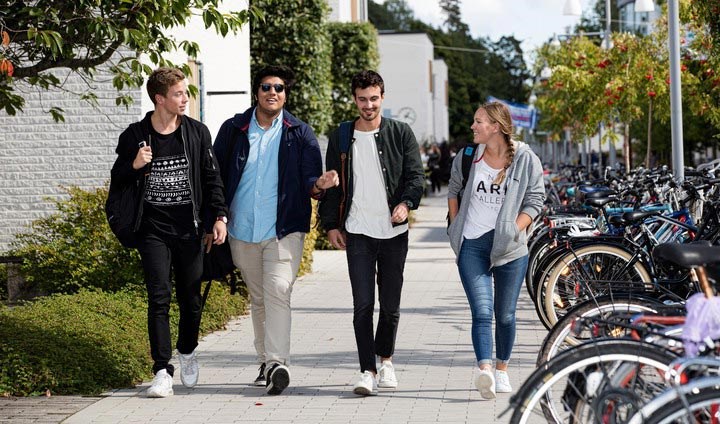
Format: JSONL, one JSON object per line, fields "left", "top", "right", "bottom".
{"left": 0, "top": 64, "right": 141, "bottom": 252}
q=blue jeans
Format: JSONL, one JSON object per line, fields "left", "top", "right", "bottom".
{"left": 457, "top": 230, "right": 528, "bottom": 366}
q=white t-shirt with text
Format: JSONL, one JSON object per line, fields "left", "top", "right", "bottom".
{"left": 462, "top": 158, "right": 506, "bottom": 240}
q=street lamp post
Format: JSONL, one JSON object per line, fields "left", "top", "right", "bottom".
{"left": 667, "top": 0, "right": 684, "bottom": 181}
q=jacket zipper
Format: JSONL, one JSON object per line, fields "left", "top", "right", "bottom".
{"left": 181, "top": 126, "right": 200, "bottom": 235}
{"left": 207, "top": 148, "right": 216, "bottom": 170}
{"left": 134, "top": 134, "right": 151, "bottom": 232}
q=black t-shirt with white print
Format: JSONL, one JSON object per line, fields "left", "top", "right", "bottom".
{"left": 141, "top": 126, "right": 196, "bottom": 238}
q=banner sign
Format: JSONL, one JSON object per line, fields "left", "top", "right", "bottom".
{"left": 487, "top": 96, "right": 537, "bottom": 130}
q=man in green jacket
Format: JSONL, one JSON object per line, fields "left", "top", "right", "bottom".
{"left": 319, "top": 70, "right": 425, "bottom": 396}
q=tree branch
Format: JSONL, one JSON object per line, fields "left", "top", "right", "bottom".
{"left": 13, "top": 39, "right": 123, "bottom": 79}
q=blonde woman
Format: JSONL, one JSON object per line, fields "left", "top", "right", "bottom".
{"left": 447, "top": 101, "right": 544, "bottom": 399}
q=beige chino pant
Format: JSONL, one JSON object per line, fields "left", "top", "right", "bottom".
{"left": 229, "top": 232, "right": 305, "bottom": 367}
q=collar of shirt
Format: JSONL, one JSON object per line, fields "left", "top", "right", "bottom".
{"left": 250, "top": 108, "right": 284, "bottom": 133}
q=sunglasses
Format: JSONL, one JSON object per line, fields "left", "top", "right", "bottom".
{"left": 260, "top": 83, "right": 285, "bottom": 93}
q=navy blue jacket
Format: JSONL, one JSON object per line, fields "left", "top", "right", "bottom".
{"left": 213, "top": 107, "right": 323, "bottom": 240}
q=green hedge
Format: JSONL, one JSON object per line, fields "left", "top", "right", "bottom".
{"left": 0, "top": 286, "right": 245, "bottom": 396}
{"left": 327, "top": 21, "right": 380, "bottom": 126}
{"left": 9, "top": 186, "right": 143, "bottom": 295}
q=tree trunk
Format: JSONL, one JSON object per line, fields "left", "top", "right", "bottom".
{"left": 624, "top": 123, "right": 631, "bottom": 172}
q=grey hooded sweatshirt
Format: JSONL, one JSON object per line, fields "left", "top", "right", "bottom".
{"left": 447, "top": 141, "right": 545, "bottom": 268}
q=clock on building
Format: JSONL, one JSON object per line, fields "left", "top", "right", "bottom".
{"left": 396, "top": 107, "right": 417, "bottom": 125}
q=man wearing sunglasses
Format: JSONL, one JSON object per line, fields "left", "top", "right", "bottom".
{"left": 319, "top": 70, "right": 425, "bottom": 396}
{"left": 213, "top": 65, "right": 338, "bottom": 395}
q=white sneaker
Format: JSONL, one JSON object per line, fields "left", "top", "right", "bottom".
{"left": 474, "top": 369, "right": 496, "bottom": 399}
{"left": 146, "top": 369, "right": 173, "bottom": 398}
{"left": 353, "top": 371, "right": 378, "bottom": 396}
{"left": 378, "top": 360, "right": 398, "bottom": 388}
{"left": 178, "top": 349, "right": 199, "bottom": 388}
{"left": 495, "top": 369, "right": 512, "bottom": 393}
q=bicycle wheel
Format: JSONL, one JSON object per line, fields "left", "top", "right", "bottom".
{"left": 533, "top": 247, "right": 569, "bottom": 329}
{"left": 543, "top": 244, "right": 652, "bottom": 328}
{"left": 628, "top": 376, "right": 720, "bottom": 424}
{"left": 510, "top": 339, "right": 678, "bottom": 424}
{"left": 537, "top": 295, "right": 662, "bottom": 366}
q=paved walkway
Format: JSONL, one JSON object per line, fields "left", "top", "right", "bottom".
{"left": 60, "top": 190, "right": 546, "bottom": 423}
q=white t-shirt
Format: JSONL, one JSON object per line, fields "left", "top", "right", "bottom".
{"left": 462, "top": 158, "right": 507, "bottom": 240}
{"left": 345, "top": 129, "right": 408, "bottom": 239}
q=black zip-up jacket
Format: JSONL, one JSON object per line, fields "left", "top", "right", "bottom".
{"left": 318, "top": 117, "right": 425, "bottom": 232}
{"left": 110, "top": 111, "right": 228, "bottom": 236}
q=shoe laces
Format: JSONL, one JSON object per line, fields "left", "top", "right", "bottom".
{"left": 181, "top": 352, "right": 198, "bottom": 373}
{"left": 379, "top": 362, "right": 395, "bottom": 379}
{"left": 152, "top": 370, "right": 171, "bottom": 386}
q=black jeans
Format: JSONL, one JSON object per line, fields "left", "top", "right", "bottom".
{"left": 138, "top": 232, "right": 203, "bottom": 375}
{"left": 346, "top": 231, "right": 409, "bottom": 373}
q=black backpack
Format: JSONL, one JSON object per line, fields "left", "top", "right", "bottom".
{"left": 446, "top": 143, "right": 478, "bottom": 228}
{"left": 106, "top": 125, "right": 147, "bottom": 248}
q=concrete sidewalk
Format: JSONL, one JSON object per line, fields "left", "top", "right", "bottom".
{"left": 62, "top": 190, "right": 546, "bottom": 423}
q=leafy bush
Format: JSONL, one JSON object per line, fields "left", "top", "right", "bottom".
{"left": 0, "top": 285, "right": 245, "bottom": 396}
{"left": 10, "top": 185, "right": 143, "bottom": 295}
{"left": 313, "top": 226, "right": 333, "bottom": 251}
{"left": 326, "top": 21, "right": 380, "bottom": 126}
{"left": 299, "top": 202, "right": 320, "bottom": 276}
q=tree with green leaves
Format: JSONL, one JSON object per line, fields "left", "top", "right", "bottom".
{"left": 369, "top": 0, "right": 416, "bottom": 31}
{"left": 249, "top": 0, "right": 332, "bottom": 135}
{"left": 0, "top": 0, "right": 255, "bottom": 122}
{"left": 534, "top": 0, "right": 720, "bottom": 167}
{"left": 439, "top": 0, "right": 470, "bottom": 36}
{"left": 326, "top": 22, "right": 380, "bottom": 126}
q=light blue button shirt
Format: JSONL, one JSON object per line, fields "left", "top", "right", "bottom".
{"left": 228, "top": 109, "right": 282, "bottom": 243}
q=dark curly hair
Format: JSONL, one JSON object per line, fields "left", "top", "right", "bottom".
{"left": 252, "top": 65, "right": 296, "bottom": 97}
{"left": 351, "top": 70, "right": 384, "bottom": 97}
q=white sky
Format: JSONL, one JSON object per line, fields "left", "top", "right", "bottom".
{"left": 402, "top": 0, "right": 596, "bottom": 65}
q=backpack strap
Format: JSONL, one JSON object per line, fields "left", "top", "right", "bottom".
{"left": 337, "top": 120, "right": 354, "bottom": 228}
{"left": 339, "top": 121, "right": 353, "bottom": 154}
{"left": 446, "top": 143, "right": 478, "bottom": 230}
{"left": 460, "top": 143, "right": 478, "bottom": 191}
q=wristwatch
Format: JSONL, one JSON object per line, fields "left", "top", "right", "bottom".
{"left": 216, "top": 216, "right": 228, "bottom": 224}
{"left": 403, "top": 200, "right": 414, "bottom": 209}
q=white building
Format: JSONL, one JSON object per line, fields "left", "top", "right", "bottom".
{"left": 432, "top": 59, "right": 450, "bottom": 144}
{"left": 378, "top": 32, "right": 449, "bottom": 145}
{"left": 327, "top": 0, "right": 368, "bottom": 22}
